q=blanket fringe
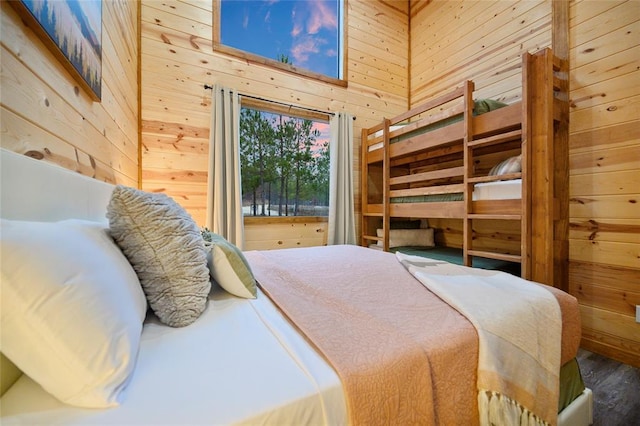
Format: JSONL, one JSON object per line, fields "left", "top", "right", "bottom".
{"left": 478, "top": 390, "right": 550, "bottom": 426}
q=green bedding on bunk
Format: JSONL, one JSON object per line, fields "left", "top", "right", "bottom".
{"left": 389, "top": 98, "right": 507, "bottom": 144}
{"left": 391, "top": 192, "right": 463, "bottom": 204}
{"left": 391, "top": 245, "right": 586, "bottom": 413}
{"left": 390, "top": 246, "right": 521, "bottom": 275}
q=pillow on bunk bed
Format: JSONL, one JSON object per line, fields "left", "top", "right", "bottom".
{"left": 473, "top": 99, "right": 508, "bottom": 115}
{"left": 489, "top": 154, "right": 522, "bottom": 176}
{"left": 107, "top": 185, "right": 211, "bottom": 328}
{"left": 377, "top": 228, "right": 435, "bottom": 249}
{"left": 0, "top": 219, "right": 147, "bottom": 408}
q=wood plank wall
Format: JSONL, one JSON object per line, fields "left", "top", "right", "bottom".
{"left": 567, "top": 0, "right": 639, "bottom": 367}
{"left": 410, "top": 0, "right": 639, "bottom": 367}
{"left": 0, "top": 1, "right": 138, "bottom": 187}
{"left": 140, "top": 0, "right": 410, "bottom": 251}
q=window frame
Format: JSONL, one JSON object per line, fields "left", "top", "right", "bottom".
{"left": 213, "top": 0, "right": 347, "bottom": 88}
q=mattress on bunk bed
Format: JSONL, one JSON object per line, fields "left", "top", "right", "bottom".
{"left": 369, "top": 99, "right": 507, "bottom": 152}
{"left": 390, "top": 178, "right": 522, "bottom": 204}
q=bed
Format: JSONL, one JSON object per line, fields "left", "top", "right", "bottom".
{"left": 361, "top": 48, "right": 570, "bottom": 289}
{"left": 0, "top": 148, "right": 591, "bottom": 425}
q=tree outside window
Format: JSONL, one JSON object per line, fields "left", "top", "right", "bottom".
{"left": 240, "top": 108, "right": 330, "bottom": 217}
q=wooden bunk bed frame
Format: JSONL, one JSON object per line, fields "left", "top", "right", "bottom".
{"left": 361, "top": 48, "right": 569, "bottom": 288}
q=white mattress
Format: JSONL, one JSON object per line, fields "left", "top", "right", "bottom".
{"left": 0, "top": 287, "right": 347, "bottom": 425}
{"left": 472, "top": 178, "right": 521, "bottom": 200}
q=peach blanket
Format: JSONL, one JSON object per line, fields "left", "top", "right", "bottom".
{"left": 245, "top": 245, "right": 478, "bottom": 425}
{"left": 245, "top": 245, "right": 581, "bottom": 425}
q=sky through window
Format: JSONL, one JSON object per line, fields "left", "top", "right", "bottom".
{"left": 220, "top": 0, "right": 341, "bottom": 79}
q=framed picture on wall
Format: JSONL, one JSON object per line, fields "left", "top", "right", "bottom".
{"left": 10, "top": 0, "right": 102, "bottom": 101}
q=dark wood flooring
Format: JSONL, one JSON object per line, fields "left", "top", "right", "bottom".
{"left": 576, "top": 348, "right": 640, "bottom": 425}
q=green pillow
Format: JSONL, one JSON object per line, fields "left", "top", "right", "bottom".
{"left": 204, "top": 231, "right": 257, "bottom": 299}
{"left": 473, "top": 99, "right": 507, "bottom": 116}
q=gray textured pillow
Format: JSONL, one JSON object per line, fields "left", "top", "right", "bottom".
{"left": 107, "top": 186, "right": 211, "bottom": 327}
{"left": 489, "top": 154, "right": 522, "bottom": 176}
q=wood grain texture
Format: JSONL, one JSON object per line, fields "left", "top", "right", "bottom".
{"left": 568, "top": 0, "right": 640, "bottom": 365}
{"left": 0, "top": 0, "right": 139, "bottom": 185}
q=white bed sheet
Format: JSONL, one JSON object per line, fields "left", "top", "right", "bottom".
{"left": 472, "top": 178, "right": 521, "bottom": 200}
{"left": 0, "top": 286, "right": 347, "bottom": 425}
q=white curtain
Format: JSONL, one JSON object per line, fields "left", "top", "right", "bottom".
{"left": 205, "top": 85, "right": 244, "bottom": 248}
{"left": 328, "top": 112, "right": 356, "bottom": 245}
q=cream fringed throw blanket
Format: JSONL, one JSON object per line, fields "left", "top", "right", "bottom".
{"left": 397, "top": 252, "right": 562, "bottom": 426}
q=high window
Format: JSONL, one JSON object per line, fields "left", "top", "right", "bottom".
{"left": 240, "top": 106, "right": 330, "bottom": 217}
{"left": 214, "top": 0, "right": 345, "bottom": 86}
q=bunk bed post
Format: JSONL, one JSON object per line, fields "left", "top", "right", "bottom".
{"left": 521, "top": 53, "right": 533, "bottom": 281}
{"left": 552, "top": 53, "right": 570, "bottom": 292}
{"left": 528, "top": 48, "right": 558, "bottom": 287}
{"left": 462, "top": 80, "right": 475, "bottom": 268}
{"left": 360, "top": 127, "right": 369, "bottom": 248}
{"left": 382, "top": 118, "right": 391, "bottom": 252}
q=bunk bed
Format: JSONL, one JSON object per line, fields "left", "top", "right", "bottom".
{"left": 361, "top": 48, "right": 570, "bottom": 288}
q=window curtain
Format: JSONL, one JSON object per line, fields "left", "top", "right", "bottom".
{"left": 328, "top": 112, "right": 356, "bottom": 245}
{"left": 205, "top": 85, "right": 244, "bottom": 248}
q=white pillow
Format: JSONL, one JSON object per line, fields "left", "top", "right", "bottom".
{"left": 0, "top": 219, "right": 147, "bottom": 408}
{"left": 204, "top": 231, "right": 257, "bottom": 299}
{"left": 377, "top": 228, "right": 435, "bottom": 249}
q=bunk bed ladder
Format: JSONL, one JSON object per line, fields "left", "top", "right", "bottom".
{"left": 381, "top": 118, "right": 391, "bottom": 252}
{"left": 464, "top": 81, "right": 526, "bottom": 271}
{"left": 360, "top": 120, "right": 391, "bottom": 251}
{"left": 360, "top": 126, "right": 370, "bottom": 248}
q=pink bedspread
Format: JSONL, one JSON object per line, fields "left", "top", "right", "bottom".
{"left": 244, "top": 245, "right": 581, "bottom": 425}
{"left": 245, "top": 245, "right": 479, "bottom": 425}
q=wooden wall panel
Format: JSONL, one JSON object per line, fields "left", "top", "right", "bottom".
{"left": 568, "top": 0, "right": 640, "bottom": 367}
{"left": 244, "top": 218, "right": 328, "bottom": 251}
{"left": 410, "top": 0, "right": 552, "bottom": 106}
{"left": 140, "top": 0, "right": 410, "bottom": 242}
{"left": 0, "top": 1, "right": 139, "bottom": 187}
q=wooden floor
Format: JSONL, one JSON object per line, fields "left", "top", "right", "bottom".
{"left": 576, "top": 348, "right": 640, "bottom": 425}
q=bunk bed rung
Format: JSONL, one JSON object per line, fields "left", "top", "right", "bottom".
{"left": 468, "top": 250, "right": 521, "bottom": 263}
{"left": 553, "top": 98, "right": 569, "bottom": 122}
{"left": 467, "top": 173, "right": 522, "bottom": 184}
{"left": 468, "top": 213, "right": 521, "bottom": 220}
{"left": 362, "top": 235, "right": 383, "bottom": 242}
{"left": 391, "top": 183, "right": 464, "bottom": 198}
{"left": 468, "top": 129, "right": 522, "bottom": 148}
{"left": 552, "top": 56, "right": 568, "bottom": 72}
{"left": 363, "top": 211, "right": 383, "bottom": 217}
{"left": 390, "top": 166, "right": 464, "bottom": 186}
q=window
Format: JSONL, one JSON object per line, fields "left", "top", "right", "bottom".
{"left": 214, "top": 0, "right": 345, "bottom": 86}
{"left": 240, "top": 106, "right": 330, "bottom": 217}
